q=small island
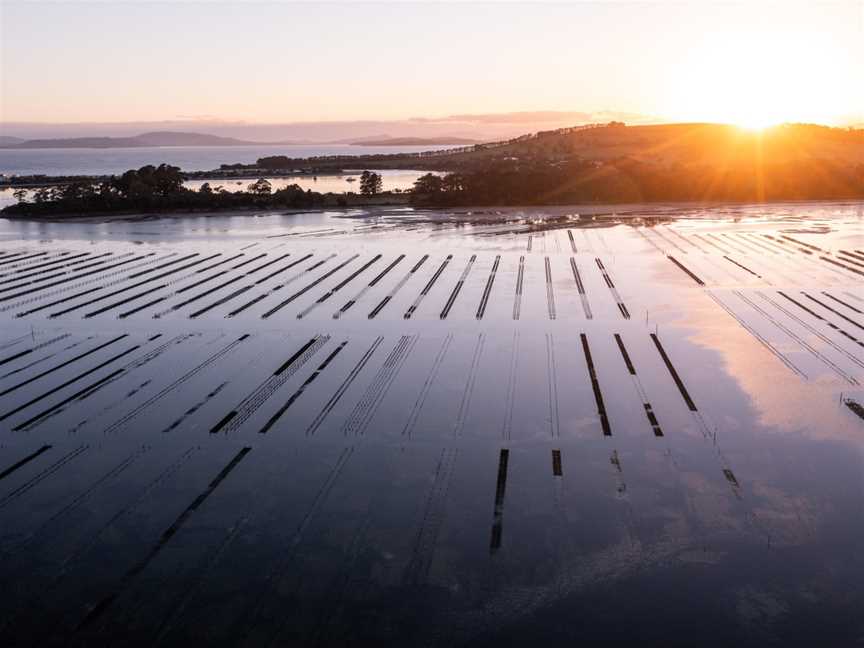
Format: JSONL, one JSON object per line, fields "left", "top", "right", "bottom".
{"left": 1, "top": 167, "right": 405, "bottom": 218}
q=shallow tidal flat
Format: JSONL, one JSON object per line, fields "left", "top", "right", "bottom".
{"left": 1, "top": 202, "right": 864, "bottom": 645}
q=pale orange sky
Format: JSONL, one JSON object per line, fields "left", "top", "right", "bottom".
{"left": 1, "top": 1, "right": 862, "bottom": 128}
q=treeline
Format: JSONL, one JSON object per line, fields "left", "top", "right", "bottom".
{"left": 247, "top": 153, "right": 451, "bottom": 171}
{"left": 0, "top": 173, "right": 113, "bottom": 188}
{"left": 411, "top": 157, "right": 864, "bottom": 206}
{"left": 2, "top": 164, "right": 328, "bottom": 217}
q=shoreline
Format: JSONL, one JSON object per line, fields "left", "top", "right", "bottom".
{"left": 3, "top": 197, "right": 860, "bottom": 225}
{"left": 0, "top": 192, "right": 413, "bottom": 222}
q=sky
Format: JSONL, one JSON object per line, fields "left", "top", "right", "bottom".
{"left": 1, "top": 0, "right": 862, "bottom": 131}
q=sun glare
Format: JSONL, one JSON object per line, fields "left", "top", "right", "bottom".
{"left": 735, "top": 114, "right": 777, "bottom": 132}
{"left": 664, "top": 25, "right": 852, "bottom": 127}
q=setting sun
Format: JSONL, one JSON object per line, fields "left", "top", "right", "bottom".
{"left": 734, "top": 115, "right": 778, "bottom": 132}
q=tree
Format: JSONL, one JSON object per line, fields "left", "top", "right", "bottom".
{"left": 413, "top": 173, "right": 444, "bottom": 194}
{"left": 12, "top": 188, "right": 27, "bottom": 203}
{"left": 198, "top": 182, "right": 213, "bottom": 195}
{"left": 152, "top": 164, "right": 185, "bottom": 195}
{"left": 59, "top": 181, "right": 96, "bottom": 201}
{"left": 32, "top": 187, "right": 58, "bottom": 204}
{"left": 441, "top": 173, "right": 464, "bottom": 193}
{"left": 360, "top": 170, "right": 383, "bottom": 195}
{"left": 110, "top": 163, "right": 184, "bottom": 199}
{"left": 272, "top": 183, "right": 310, "bottom": 207}
{"left": 247, "top": 178, "right": 272, "bottom": 195}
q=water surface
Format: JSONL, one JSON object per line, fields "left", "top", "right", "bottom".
{"left": 1, "top": 201, "right": 863, "bottom": 646}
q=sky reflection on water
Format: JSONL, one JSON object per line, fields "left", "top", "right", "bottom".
{"left": 1, "top": 201, "right": 864, "bottom": 645}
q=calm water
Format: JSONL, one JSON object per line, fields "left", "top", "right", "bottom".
{"left": 0, "top": 144, "right": 453, "bottom": 176}
{"left": 2, "top": 201, "right": 864, "bottom": 646}
{"left": 183, "top": 168, "right": 430, "bottom": 194}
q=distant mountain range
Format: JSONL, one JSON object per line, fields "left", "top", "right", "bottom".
{"left": 0, "top": 131, "right": 257, "bottom": 149}
{"left": 0, "top": 130, "right": 481, "bottom": 150}
{"left": 0, "top": 111, "right": 657, "bottom": 146}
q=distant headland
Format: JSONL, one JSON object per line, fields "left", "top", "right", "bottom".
{"left": 0, "top": 131, "right": 481, "bottom": 150}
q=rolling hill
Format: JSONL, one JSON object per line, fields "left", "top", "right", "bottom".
{"left": 431, "top": 122, "right": 864, "bottom": 168}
